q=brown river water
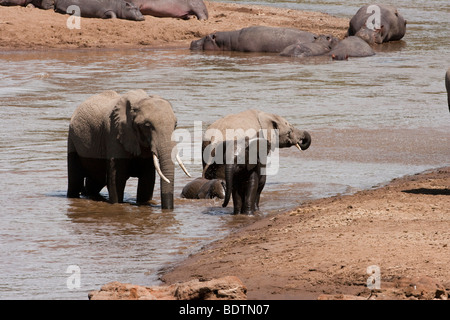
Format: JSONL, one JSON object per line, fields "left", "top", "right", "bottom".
{"left": 0, "top": 0, "right": 449, "bottom": 299}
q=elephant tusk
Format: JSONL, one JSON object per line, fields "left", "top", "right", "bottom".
{"left": 176, "top": 153, "right": 192, "bottom": 178}
{"left": 296, "top": 143, "right": 302, "bottom": 151}
{"left": 153, "top": 154, "right": 171, "bottom": 184}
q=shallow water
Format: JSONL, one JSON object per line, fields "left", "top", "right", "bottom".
{"left": 0, "top": 0, "right": 449, "bottom": 299}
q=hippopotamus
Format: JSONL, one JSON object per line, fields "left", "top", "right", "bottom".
{"left": 190, "top": 26, "right": 317, "bottom": 53}
{"left": 347, "top": 4, "right": 407, "bottom": 44}
{"left": 54, "top": 0, "right": 145, "bottom": 20}
{"left": 280, "top": 34, "right": 339, "bottom": 57}
{"left": 181, "top": 178, "right": 225, "bottom": 199}
{"left": 0, "top": 0, "right": 53, "bottom": 9}
{"left": 329, "top": 36, "right": 375, "bottom": 60}
{"left": 128, "top": 0, "right": 208, "bottom": 20}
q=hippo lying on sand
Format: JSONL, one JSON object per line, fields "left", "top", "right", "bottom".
{"left": 190, "top": 26, "right": 317, "bottom": 53}
{"left": 54, "top": 0, "right": 145, "bottom": 20}
{"left": 347, "top": 4, "right": 407, "bottom": 44}
{"left": 0, "top": 0, "right": 53, "bottom": 9}
{"left": 280, "top": 35, "right": 339, "bottom": 57}
{"left": 329, "top": 36, "right": 375, "bottom": 60}
{"left": 128, "top": 0, "right": 208, "bottom": 20}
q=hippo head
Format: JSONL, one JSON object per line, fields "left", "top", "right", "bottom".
{"left": 190, "top": 33, "right": 222, "bottom": 51}
{"left": 355, "top": 26, "right": 383, "bottom": 44}
{"left": 314, "top": 34, "right": 340, "bottom": 49}
{"left": 122, "top": 1, "right": 145, "bottom": 21}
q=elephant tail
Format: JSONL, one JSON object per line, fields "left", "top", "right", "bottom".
{"left": 222, "top": 164, "right": 234, "bottom": 208}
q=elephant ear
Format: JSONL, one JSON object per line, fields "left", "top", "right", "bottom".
{"left": 112, "top": 90, "right": 148, "bottom": 156}
{"left": 256, "top": 111, "right": 284, "bottom": 150}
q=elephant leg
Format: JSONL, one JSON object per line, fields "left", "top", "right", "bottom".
{"left": 232, "top": 182, "right": 244, "bottom": 215}
{"left": 255, "top": 173, "right": 266, "bottom": 210}
{"left": 107, "top": 158, "right": 129, "bottom": 203}
{"left": 136, "top": 159, "right": 155, "bottom": 204}
{"left": 67, "top": 152, "right": 84, "bottom": 198}
{"left": 84, "top": 177, "right": 106, "bottom": 200}
{"left": 243, "top": 171, "right": 260, "bottom": 214}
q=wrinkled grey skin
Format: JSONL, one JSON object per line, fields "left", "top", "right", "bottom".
{"left": 128, "top": 0, "right": 208, "bottom": 20}
{"left": 0, "top": 0, "right": 53, "bottom": 9}
{"left": 347, "top": 4, "right": 407, "bottom": 44}
{"left": 54, "top": 0, "right": 145, "bottom": 20}
{"left": 190, "top": 26, "right": 317, "bottom": 53}
{"left": 181, "top": 177, "right": 225, "bottom": 199}
{"left": 202, "top": 109, "right": 311, "bottom": 181}
{"left": 446, "top": 68, "right": 450, "bottom": 112}
{"left": 203, "top": 138, "right": 270, "bottom": 215}
{"left": 67, "top": 90, "right": 180, "bottom": 209}
{"left": 280, "top": 34, "right": 339, "bottom": 57}
{"left": 329, "top": 36, "right": 375, "bottom": 60}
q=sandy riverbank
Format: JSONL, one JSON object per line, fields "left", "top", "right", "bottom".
{"left": 162, "top": 167, "right": 450, "bottom": 299}
{"left": 0, "top": 2, "right": 348, "bottom": 51}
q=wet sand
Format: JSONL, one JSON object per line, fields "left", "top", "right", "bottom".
{"left": 162, "top": 167, "right": 450, "bottom": 299}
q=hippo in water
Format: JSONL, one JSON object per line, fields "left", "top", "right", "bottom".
{"left": 328, "top": 36, "right": 375, "bottom": 60}
{"left": 190, "top": 26, "right": 317, "bottom": 53}
{"left": 54, "top": 0, "right": 145, "bottom": 20}
{"left": 0, "top": 0, "right": 54, "bottom": 9}
{"left": 280, "top": 34, "right": 339, "bottom": 57}
{"left": 128, "top": 0, "right": 208, "bottom": 20}
{"left": 347, "top": 4, "right": 407, "bottom": 44}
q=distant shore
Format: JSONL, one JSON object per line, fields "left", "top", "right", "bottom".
{"left": 0, "top": 2, "right": 348, "bottom": 51}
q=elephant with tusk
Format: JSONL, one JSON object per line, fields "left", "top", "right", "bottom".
{"left": 67, "top": 89, "right": 190, "bottom": 209}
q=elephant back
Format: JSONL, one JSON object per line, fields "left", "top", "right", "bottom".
{"left": 68, "top": 90, "right": 120, "bottom": 158}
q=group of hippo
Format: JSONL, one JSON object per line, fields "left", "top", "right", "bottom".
{"left": 0, "top": 0, "right": 209, "bottom": 21}
{"left": 190, "top": 4, "right": 407, "bottom": 60}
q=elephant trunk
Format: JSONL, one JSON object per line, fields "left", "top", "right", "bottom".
{"left": 297, "top": 131, "right": 312, "bottom": 151}
{"left": 156, "top": 144, "right": 175, "bottom": 210}
{"left": 222, "top": 164, "right": 234, "bottom": 208}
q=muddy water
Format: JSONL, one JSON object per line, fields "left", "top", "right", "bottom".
{"left": 1, "top": 1, "right": 449, "bottom": 299}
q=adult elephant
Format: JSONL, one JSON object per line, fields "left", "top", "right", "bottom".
{"left": 446, "top": 68, "right": 450, "bottom": 112}
{"left": 67, "top": 89, "right": 190, "bottom": 209}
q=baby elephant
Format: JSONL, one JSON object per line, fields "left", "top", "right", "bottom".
{"left": 181, "top": 177, "right": 225, "bottom": 199}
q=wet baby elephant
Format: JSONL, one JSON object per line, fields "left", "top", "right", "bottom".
{"left": 54, "top": 0, "right": 145, "bottom": 20}
{"left": 181, "top": 177, "right": 225, "bottom": 199}
{"left": 190, "top": 26, "right": 317, "bottom": 53}
{"left": 128, "top": 0, "right": 208, "bottom": 20}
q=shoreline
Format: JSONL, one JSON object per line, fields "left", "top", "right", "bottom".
{"left": 161, "top": 166, "right": 450, "bottom": 299}
{"left": 0, "top": 2, "right": 348, "bottom": 52}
